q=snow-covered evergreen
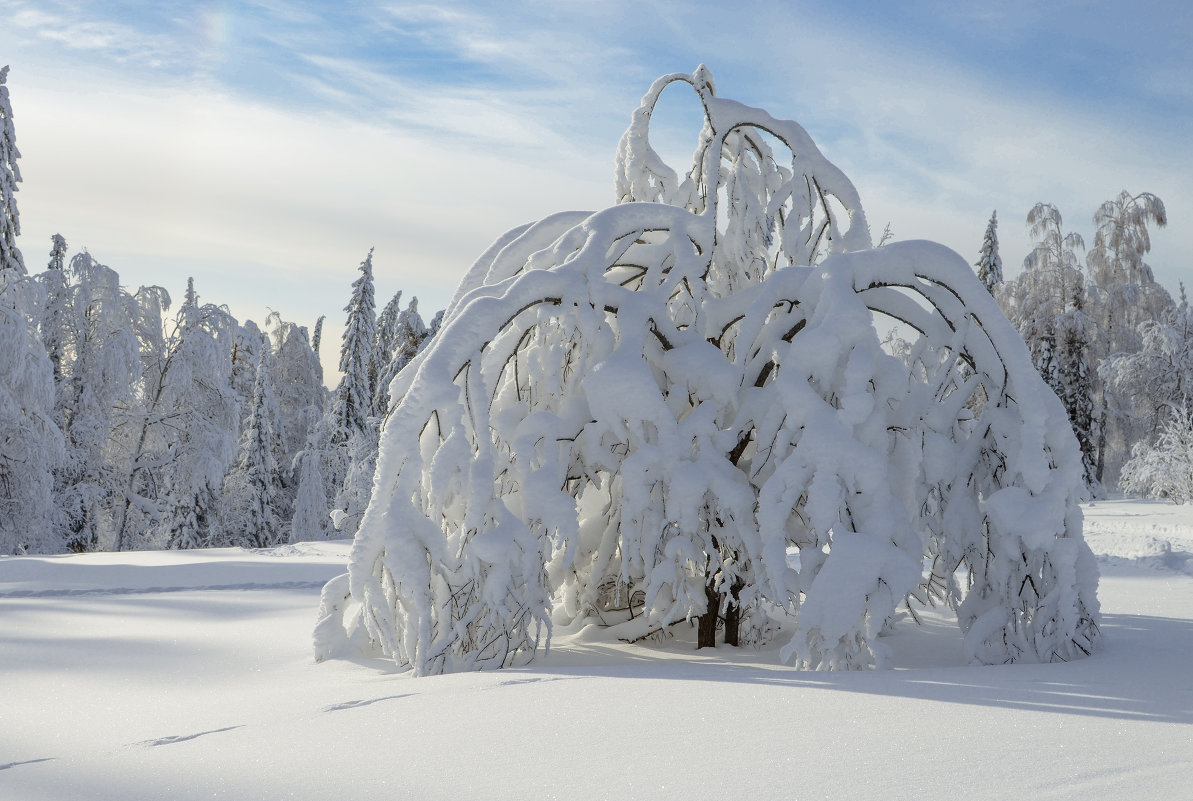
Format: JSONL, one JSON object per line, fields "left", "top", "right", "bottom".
{"left": 222, "top": 351, "right": 285, "bottom": 548}
{"left": 330, "top": 249, "right": 376, "bottom": 445}
{"left": 0, "top": 66, "right": 24, "bottom": 276}
{"left": 319, "top": 68, "right": 1100, "bottom": 675}
{"left": 975, "top": 210, "right": 1002, "bottom": 293}
{"left": 372, "top": 295, "right": 429, "bottom": 417}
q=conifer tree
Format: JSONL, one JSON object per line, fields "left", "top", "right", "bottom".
{"left": 311, "top": 315, "right": 325, "bottom": 357}
{"left": 975, "top": 211, "right": 1002, "bottom": 294}
{"left": 0, "top": 84, "right": 62, "bottom": 549}
{"left": 1057, "top": 281, "right": 1097, "bottom": 487}
{"left": 222, "top": 352, "right": 284, "bottom": 548}
{"left": 372, "top": 295, "right": 429, "bottom": 416}
{"left": 0, "top": 66, "right": 23, "bottom": 275}
{"left": 330, "top": 249, "right": 376, "bottom": 444}
{"left": 40, "top": 235, "right": 70, "bottom": 385}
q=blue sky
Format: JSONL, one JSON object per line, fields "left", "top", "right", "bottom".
{"left": 2, "top": 1, "right": 1191, "bottom": 378}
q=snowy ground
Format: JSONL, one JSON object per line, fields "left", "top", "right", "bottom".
{"left": 2, "top": 500, "right": 1192, "bottom": 801}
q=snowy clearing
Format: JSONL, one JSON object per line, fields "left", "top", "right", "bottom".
{"left": 2, "top": 499, "right": 1191, "bottom": 801}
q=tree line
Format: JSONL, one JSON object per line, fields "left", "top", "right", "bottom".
{"left": 1, "top": 235, "right": 435, "bottom": 555}
{"left": 1, "top": 65, "right": 444, "bottom": 554}
{"left": 982, "top": 196, "right": 1193, "bottom": 500}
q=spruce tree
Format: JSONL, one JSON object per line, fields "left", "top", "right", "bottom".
{"left": 975, "top": 211, "right": 1002, "bottom": 294}
{"left": 40, "top": 235, "right": 70, "bottom": 385}
{"left": 223, "top": 353, "right": 284, "bottom": 548}
{"left": 0, "top": 66, "right": 23, "bottom": 275}
{"left": 1057, "top": 281, "right": 1097, "bottom": 488}
{"left": 372, "top": 295, "right": 429, "bottom": 416}
{"left": 331, "top": 249, "right": 376, "bottom": 444}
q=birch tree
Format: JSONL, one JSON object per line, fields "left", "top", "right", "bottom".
{"left": 1086, "top": 191, "right": 1172, "bottom": 486}
{"left": 318, "top": 68, "right": 1100, "bottom": 675}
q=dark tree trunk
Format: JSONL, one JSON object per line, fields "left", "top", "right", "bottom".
{"left": 722, "top": 578, "right": 746, "bottom": 646}
{"left": 1095, "top": 405, "right": 1107, "bottom": 486}
{"left": 698, "top": 580, "right": 721, "bottom": 649}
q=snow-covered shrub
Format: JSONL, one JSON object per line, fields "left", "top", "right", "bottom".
{"left": 318, "top": 67, "right": 1100, "bottom": 674}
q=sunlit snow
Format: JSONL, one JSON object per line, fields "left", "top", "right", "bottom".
{"left": 2, "top": 499, "right": 1191, "bottom": 800}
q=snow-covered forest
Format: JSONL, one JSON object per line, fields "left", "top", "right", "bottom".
{"left": 1, "top": 66, "right": 438, "bottom": 556}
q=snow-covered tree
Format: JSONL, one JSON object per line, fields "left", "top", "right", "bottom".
{"left": 317, "top": 68, "right": 1101, "bottom": 675}
{"left": 328, "top": 430, "right": 376, "bottom": 539}
{"left": 47, "top": 251, "right": 143, "bottom": 552}
{"left": 319, "top": 251, "right": 380, "bottom": 539}
{"left": 0, "top": 268, "right": 61, "bottom": 553}
{"left": 1119, "top": 403, "right": 1193, "bottom": 504}
{"left": 290, "top": 445, "right": 329, "bottom": 542}
{"left": 975, "top": 211, "right": 1002, "bottom": 294}
{"left": 0, "top": 66, "right": 24, "bottom": 275}
{"left": 40, "top": 235, "right": 69, "bottom": 383}
{"left": 152, "top": 285, "right": 239, "bottom": 550}
{"left": 120, "top": 280, "right": 238, "bottom": 550}
{"left": 1056, "top": 281, "right": 1097, "bottom": 487}
{"left": 222, "top": 351, "right": 285, "bottom": 548}
{"left": 1101, "top": 290, "right": 1193, "bottom": 443}
{"left": 372, "top": 295, "right": 429, "bottom": 417}
{"left": 265, "top": 312, "right": 326, "bottom": 473}
{"left": 229, "top": 317, "right": 267, "bottom": 422}
{"left": 330, "top": 250, "right": 376, "bottom": 445}
{"left": 996, "top": 203, "right": 1098, "bottom": 489}
{"left": 311, "top": 314, "right": 325, "bottom": 358}
{"left": 1085, "top": 191, "right": 1173, "bottom": 486}
{"left": 998, "top": 203, "right": 1085, "bottom": 381}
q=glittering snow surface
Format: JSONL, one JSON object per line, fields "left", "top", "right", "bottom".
{"left": 2, "top": 500, "right": 1191, "bottom": 800}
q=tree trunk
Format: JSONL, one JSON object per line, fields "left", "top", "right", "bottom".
{"left": 697, "top": 580, "right": 721, "bottom": 649}
{"left": 722, "top": 578, "right": 746, "bottom": 646}
{"left": 1094, "top": 405, "right": 1107, "bottom": 486}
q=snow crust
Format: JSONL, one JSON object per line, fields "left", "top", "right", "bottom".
{"left": 1, "top": 501, "right": 1190, "bottom": 800}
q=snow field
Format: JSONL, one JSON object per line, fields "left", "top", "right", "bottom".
{"left": 2, "top": 502, "right": 1192, "bottom": 800}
